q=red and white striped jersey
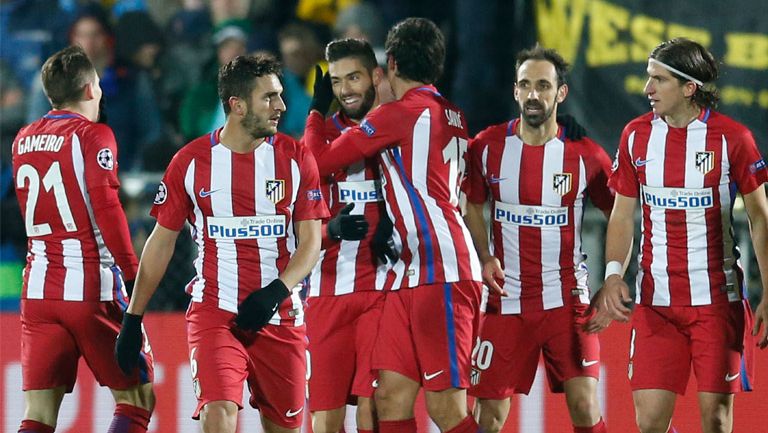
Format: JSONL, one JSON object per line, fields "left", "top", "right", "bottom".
{"left": 305, "top": 111, "right": 395, "bottom": 296}
{"left": 151, "top": 129, "right": 329, "bottom": 325}
{"left": 309, "top": 85, "right": 483, "bottom": 289}
{"left": 13, "top": 110, "right": 136, "bottom": 302}
{"left": 467, "top": 119, "right": 614, "bottom": 314}
{"left": 609, "top": 109, "right": 768, "bottom": 307}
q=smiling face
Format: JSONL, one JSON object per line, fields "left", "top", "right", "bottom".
{"left": 644, "top": 59, "right": 697, "bottom": 120}
{"left": 329, "top": 56, "right": 378, "bottom": 121}
{"left": 240, "top": 74, "right": 286, "bottom": 139}
{"left": 514, "top": 59, "right": 567, "bottom": 128}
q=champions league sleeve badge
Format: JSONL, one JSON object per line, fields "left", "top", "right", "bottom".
{"left": 154, "top": 181, "right": 168, "bottom": 205}
{"left": 96, "top": 148, "right": 114, "bottom": 170}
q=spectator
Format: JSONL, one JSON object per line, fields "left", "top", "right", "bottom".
{"left": 332, "top": 2, "right": 386, "bottom": 63}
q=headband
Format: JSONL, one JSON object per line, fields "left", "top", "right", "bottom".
{"left": 649, "top": 58, "right": 704, "bottom": 87}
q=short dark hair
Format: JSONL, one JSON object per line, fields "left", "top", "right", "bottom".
{"left": 41, "top": 45, "right": 96, "bottom": 108}
{"left": 326, "top": 38, "right": 377, "bottom": 72}
{"left": 384, "top": 17, "right": 444, "bottom": 84}
{"left": 218, "top": 54, "right": 282, "bottom": 115}
{"left": 650, "top": 38, "right": 719, "bottom": 109}
{"left": 515, "top": 45, "right": 569, "bottom": 88}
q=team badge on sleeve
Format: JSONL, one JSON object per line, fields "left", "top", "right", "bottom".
{"left": 97, "top": 148, "right": 114, "bottom": 170}
{"left": 154, "top": 182, "right": 167, "bottom": 205}
{"left": 750, "top": 159, "right": 766, "bottom": 174}
{"left": 360, "top": 119, "right": 376, "bottom": 137}
{"left": 695, "top": 151, "right": 714, "bottom": 174}
{"left": 306, "top": 189, "right": 322, "bottom": 201}
{"left": 266, "top": 179, "right": 285, "bottom": 203}
{"left": 553, "top": 173, "right": 572, "bottom": 196}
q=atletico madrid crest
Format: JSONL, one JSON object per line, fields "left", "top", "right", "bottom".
{"left": 695, "top": 151, "right": 715, "bottom": 174}
{"left": 266, "top": 179, "right": 285, "bottom": 203}
{"left": 553, "top": 173, "right": 572, "bottom": 196}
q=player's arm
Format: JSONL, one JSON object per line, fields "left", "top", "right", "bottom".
{"left": 280, "top": 219, "right": 322, "bottom": 288}
{"left": 743, "top": 185, "right": 768, "bottom": 349}
{"left": 585, "top": 192, "right": 635, "bottom": 333}
{"left": 115, "top": 222, "right": 179, "bottom": 375}
{"left": 464, "top": 201, "right": 506, "bottom": 296}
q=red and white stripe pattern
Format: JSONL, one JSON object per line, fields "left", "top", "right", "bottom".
{"left": 468, "top": 120, "right": 614, "bottom": 314}
{"left": 609, "top": 110, "right": 768, "bottom": 306}
{"left": 308, "top": 112, "right": 393, "bottom": 296}
{"left": 371, "top": 87, "right": 482, "bottom": 289}
{"left": 152, "top": 130, "right": 327, "bottom": 326}
{"left": 14, "top": 112, "right": 127, "bottom": 302}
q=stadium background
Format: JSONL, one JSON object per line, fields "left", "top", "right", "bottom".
{"left": 1, "top": 0, "right": 766, "bottom": 431}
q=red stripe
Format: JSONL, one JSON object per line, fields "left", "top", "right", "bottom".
{"left": 519, "top": 144, "right": 544, "bottom": 312}
{"left": 195, "top": 148, "right": 219, "bottom": 303}
{"left": 664, "top": 128, "right": 691, "bottom": 305}
{"left": 486, "top": 140, "right": 504, "bottom": 314}
{"left": 232, "top": 151, "right": 259, "bottom": 305}
{"left": 558, "top": 148, "right": 580, "bottom": 301}
{"left": 633, "top": 130, "right": 656, "bottom": 303}
{"left": 704, "top": 127, "right": 727, "bottom": 303}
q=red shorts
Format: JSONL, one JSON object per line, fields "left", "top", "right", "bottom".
{"left": 305, "top": 291, "right": 384, "bottom": 411}
{"left": 186, "top": 301, "right": 307, "bottom": 428}
{"left": 629, "top": 301, "right": 754, "bottom": 394}
{"left": 21, "top": 299, "right": 154, "bottom": 392}
{"left": 371, "top": 281, "right": 482, "bottom": 391}
{"left": 469, "top": 304, "right": 599, "bottom": 399}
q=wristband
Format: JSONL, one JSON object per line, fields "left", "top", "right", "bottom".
{"left": 604, "top": 261, "right": 623, "bottom": 280}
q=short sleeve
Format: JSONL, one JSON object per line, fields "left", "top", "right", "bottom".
{"left": 607, "top": 125, "right": 640, "bottom": 198}
{"left": 293, "top": 145, "right": 331, "bottom": 221}
{"left": 82, "top": 123, "right": 121, "bottom": 191}
{"left": 149, "top": 153, "right": 193, "bottom": 231}
{"left": 727, "top": 127, "right": 768, "bottom": 195}
{"left": 582, "top": 138, "right": 615, "bottom": 212}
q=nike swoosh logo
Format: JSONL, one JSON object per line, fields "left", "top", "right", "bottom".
{"left": 285, "top": 407, "right": 303, "bottom": 417}
{"left": 423, "top": 370, "right": 444, "bottom": 380}
{"left": 488, "top": 176, "right": 507, "bottom": 184}
{"left": 372, "top": 379, "right": 379, "bottom": 388}
{"left": 199, "top": 187, "right": 220, "bottom": 198}
{"left": 271, "top": 303, "right": 279, "bottom": 314}
{"left": 634, "top": 158, "right": 653, "bottom": 167}
{"left": 581, "top": 359, "right": 599, "bottom": 367}
{"left": 725, "top": 372, "right": 740, "bottom": 382}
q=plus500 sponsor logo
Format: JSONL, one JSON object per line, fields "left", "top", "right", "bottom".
{"left": 494, "top": 202, "right": 568, "bottom": 227}
{"left": 642, "top": 186, "right": 714, "bottom": 209}
{"left": 206, "top": 215, "right": 286, "bottom": 239}
{"left": 338, "top": 180, "right": 383, "bottom": 203}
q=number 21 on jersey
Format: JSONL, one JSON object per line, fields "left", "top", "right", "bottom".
{"left": 16, "top": 162, "right": 77, "bottom": 236}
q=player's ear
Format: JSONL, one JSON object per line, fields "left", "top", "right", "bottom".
{"left": 387, "top": 55, "right": 397, "bottom": 76}
{"left": 372, "top": 66, "right": 384, "bottom": 86}
{"left": 228, "top": 97, "right": 245, "bottom": 116}
{"left": 556, "top": 84, "right": 568, "bottom": 103}
{"left": 83, "top": 82, "right": 95, "bottom": 101}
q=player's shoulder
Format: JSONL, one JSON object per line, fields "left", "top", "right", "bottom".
{"left": 623, "top": 112, "right": 656, "bottom": 133}
{"left": 472, "top": 122, "right": 509, "bottom": 148}
{"left": 171, "top": 132, "right": 213, "bottom": 167}
{"left": 705, "top": 110, "right": 753, "bottom": 139}
{"left": 270, "top": 132, "right": 303, "bottom": 157}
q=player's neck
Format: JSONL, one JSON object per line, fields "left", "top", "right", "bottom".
{"left": 517, "top": 117, "right": 558, "bottom": 146}
{"left": 663, "top": 103, "right": 702, "bottom": 128}
{"left": 59, "top": 102, "right": 96, "bottom": 122}
{"left": 391, "top": 77, "right": 426, "bottom": 100}
{"left": 219, "top": 121, "right": 265, "bottom": 153}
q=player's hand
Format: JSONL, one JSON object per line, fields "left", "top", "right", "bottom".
{"left": 585, "top": 275, "right": 632, "bottom": 333}
{"left": 557, "top": 114, "right": 587, "bottom": 141}
{"left": 327, "top": 203, "right": 369, "bottom": 241}
{"left": 481, "top": 256, "right": 508, "bottom": 297}
{"left": 235, "top": 279, "right": 290, "bottom": 332}
{"left": 372, "top": 212, "right": 399, "bottom": 265}
{"left": 753, "top": 298, "right": 768, "bottom": 349}
{"left": 309, "top": 65, "right": 333, "bottom": 115}
{"left": 115, "top": 312, "right": 144, "bottom": 376}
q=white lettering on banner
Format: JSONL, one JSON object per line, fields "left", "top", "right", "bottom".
{"left": 494, "top": 201, "right": 569, "bottom": 227}
{"left": 641, "top": 185, "right": 714, "bottom": 210}
{"left": 337, "top": 180, "right": 383, "bottom": 203}
{"left": 206, "top": 215, "right": 286, "bottom": 239}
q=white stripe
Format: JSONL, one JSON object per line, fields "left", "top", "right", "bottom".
{"left": 62, "top": 239, "right": 84, "bottom": 301}
{"left": 409, "top": 111, "right": 433, "bottom": 284}
{"left": 211, "top": 145, "right": 238, "bottom": 312}
{"left": 499, "top": 135, "right": 522, "bottom": 314}
{"left": 186, "top": 161, "right": 206, "bottom": 302}
{"left": 287, "top": 159, "right": 304, "bottom": 322}
{"left": 685, "top": 120, "right": 711, "bottom": 305}
{"left": 26, "top": 240, "right": 47, "bottom": 299}
{"left": 71, "top": 133, "right": 114, "bottom": 300}
{"left": 628, "top": 131, "right": 645, "bottom": 305}
{"left": 334, "top": 166, "right": 365, "bottom": 295}
{"left": 308, "top": 249, "right": 324, "bottom": 297}
{"left": 719, "top": 136, "right": 738, "bottom": 291}
{"left": 99, "top": 265, "right": 115, "bottom": 301}
{"left": 382, "top": 149, "right": 419, "bottom": 288}
{"left": 540, "top": 139, "right": 565, "bottom": 310}
{"left": 646, "top": 119, "right": 671, "bottom": 306}
{"left": 574, "top": 157, "right": 590, "bottom": 305}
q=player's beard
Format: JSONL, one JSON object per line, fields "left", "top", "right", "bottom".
{"left": 521, "top": 101, "right": 554, "bottom": 128}
{"left": 341, "top": 84, "right": 376, "bottom": 121}
{"left": 241, "top": 109, "right": 278, "bottom": 140}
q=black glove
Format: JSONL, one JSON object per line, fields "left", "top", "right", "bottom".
{"left": 235, "top": 279, "right": 290, "bottom": 332}
{"left": 371, "top": 213, "right": 399, "bottom": 265}
{"left": 327, "top": 202, "right": 369, "bottom": 241}
{"left": 309, "top": 65, "right": 334, "bottom": 115}
{"left": 115, "top": 312, "right": 143, "bottom": 376}
{"left": 557, "top": 114, "right": 587, "bottom": 141}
